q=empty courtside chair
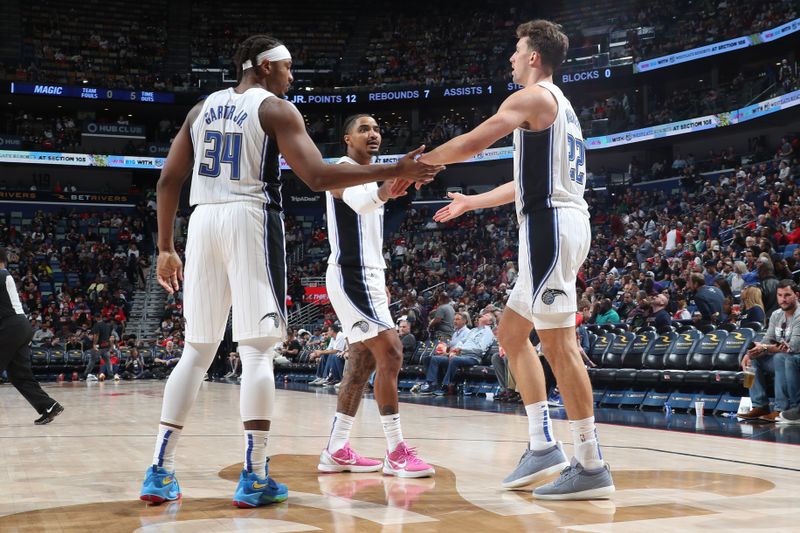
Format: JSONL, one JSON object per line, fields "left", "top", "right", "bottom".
{"left": 49, "top": 349, "right": 66, "bottom": 373}
{"left": 684, "top": 330, "right": 728, "bottom": 385}
{"left": 30, "top": 347, "right": 49, "bottom": 370}
{"left": 636, "top": 331, "right": 678, "bottom": 385}
{"left": 593, "top": 332, "right": 635, "bottom": 385}
{"left": 587, "top": 331, "right": 615, "bottom": 381}
{"left": 661, "top": 329, "right": 704, "bottom": 384}
{"left": 66, "top": 349, "right": 85, "bottom": 367}
{"left": 615, "top": 331, "right": 657, "bottom": 385}
{"left": 712, "top": 328, "right": 755, "bottom": 388}
{"left": 740, "top": 320, "right": 764, "bottom": 332}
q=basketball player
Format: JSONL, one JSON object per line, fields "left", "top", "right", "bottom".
{"left": 0, "top": 248, "right": 63, "bottom": 425}
{"left": 318, "top": 114, "right": 434, "bottom": 478}
{"left": 139, "top": 35, "right": 442, "bottom": 507}
{"left": 418, "top": 20, "right": 615, "bottom": 499}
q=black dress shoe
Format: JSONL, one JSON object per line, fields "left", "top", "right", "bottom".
{"left": 34, "top": 402, "right": 64, "bottom": 425}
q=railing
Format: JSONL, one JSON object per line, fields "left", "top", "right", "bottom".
{"left": 389, "top": 281, "right": 445, "bottom": 309}
{"left": 288, "top": 302, "right": 324, "bottom": 328}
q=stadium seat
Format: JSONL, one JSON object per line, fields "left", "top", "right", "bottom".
{"left": 684, "top": 330, "right": 728, "bottom": 385}
{"left": 49, "top": 349, "right": 66, "bottom": 371}
{"left": 587, "top": 331, "right": 615, "bottom": 368}
{"left": 660, "top": 329, "right": 704, "bottom": 384}
{"left": 66, "top": 350, "right": 85, "bottom": 366}
{"left": 740, "top": 321, "right": 764, "bottom": 332}
{"left": 30, "top": 348, "right": 49, "bottom": 369}
{"left": 615, "top": 331, "right": 657, "bottom": 385}
{"left": 592, "top": 332, "right": 634, "bottom": 385}
{"left": 636, "top": 331, "right": 678, "bottom": 385}
{"left": 712, "top": 328, "right": 754, "bottom": 388}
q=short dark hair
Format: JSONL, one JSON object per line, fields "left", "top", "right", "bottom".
{"left": 342, "top": 114, "right": 373, "bottom": 136}
{"left": 328, "top": 323, "right": 341, "bottom": 333}
{"left": 777, "top": 280, "right": 799, "bottom": 292}
{"left": 0, "top": 247, "right": 7, "bottom": 265}
{"left": 233, "top": 34, "right": 284, "bottom": 82}
{"left": 516, "top": 20, "right": 569, "bottom": 70}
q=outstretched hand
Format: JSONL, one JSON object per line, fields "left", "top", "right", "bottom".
{"left": 433, "top": 191, "right": 472, "bottom": 222}
{"left": 395, "top": 145, "right": 445, "bottom": 184}
{"left": 382, "top": 179, "right": 414, "bottom": 199}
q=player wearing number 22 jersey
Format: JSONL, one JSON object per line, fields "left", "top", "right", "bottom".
{"left": 419, "top": 20, "right": 613, "bottom": 501}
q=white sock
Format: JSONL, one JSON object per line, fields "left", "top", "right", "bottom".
{"left": 525, "top": 401, "right": 555, "bottom": 451}
{"left": 570, "top": 416, "right": 604, "bottom": 470}
{"left": 244, "top": 429, "right": 270, "bottom": 479}
{"left": 380, "top": 413, "right": 404, "bottom": 451}
{"left": 327, "top": 412, "right": 354, "bottom": 453}
{"left": 152, "top": 424, "right": 181, "bottom": 472}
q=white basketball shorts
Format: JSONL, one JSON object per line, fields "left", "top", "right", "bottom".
{"left": 183, "top": 202, "right": 286, "bottom": 343}
{"left": 326, "top": 263, "right": 394, "bottom": 344}
{"left": 507, "top": 207, "right": 590, "bottom": 330}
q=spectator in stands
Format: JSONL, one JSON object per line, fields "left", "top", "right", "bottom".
{"left": 224, "top": 349, "right": 241, "bottom": 379}
{"left": 730, "top": 261, "right": 748, "bottom": 293}
{"left": 758, "top": 262, "right": 781, "bottom": 316}
{"left": 153, "top": 341, "right": 181, "bottom": 379}
{"left": 83, "top": 344, "right": 113, "bottom": 382}
{"left": 309, "top": 324, "right": 347, "bottom": 386}
{"left": 635, "top": 232, "right": 654, "bottom": 267}
{"left": 616, "top": 291, "right": 636, "bottom": 320}
{"left": 739, "top": 285, "right": 766, "bottom": 326}
{"left": 449, "top": 311, "right": 471, "bottom": 348}
{"left": 739, "top": 281, "right": 800, "bottom": 422}
{"left": 429, "top": 292, "right": 455, "bottom": 341}
{"left": 275, "top": 330, "right": 302, "bottom": 364}
{"left": 121, "top": 348, "right": 146, "bottom": 380}
{"left": 687, "top": 272, "right": 724, "bottom": 326}
{"left": 673, "top": 296, "right": 691, "bottom": 320}
{"left": 664, "top": 222, "right": 682, "bottom": 256}
{"left": 595, "top": 299, "right": 620, "bottom": 325}
{"left": 648, "top": 294, "right": 672, "bottom": 330}
{"left": 398, "top": 320, "right": 417, "bottom": 364}
{"left": 421, "top": 311, "right": 496, "bottom": 396}
{"left": 492, "top": 335, "right": 514, "bottom": 401}
{"left": 626, "top": 290, "right": 652, "bottom": 329}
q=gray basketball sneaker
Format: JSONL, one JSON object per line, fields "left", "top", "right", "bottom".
{"left": 502, "top": 442, "right": 570, "bottom": 489}
{"left": 533, "top": 458, "right": 615, "bottom": 500}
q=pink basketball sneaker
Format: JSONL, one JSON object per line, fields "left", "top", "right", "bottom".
{"left": 318, "top": 442, "right": 382, "bottom": 473}
{"left": 383, "top": 442, "right": 435, "bottom": 478}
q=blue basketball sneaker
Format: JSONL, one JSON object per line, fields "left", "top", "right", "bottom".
{"left": 140, "top": 465, "right": 182, "bottom": 504}
{"left": 233, "top": 469, "right": 288, "bottom": 508}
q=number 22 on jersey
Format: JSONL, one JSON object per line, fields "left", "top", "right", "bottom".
{"left": 566, "top": 133, "right": 586, "bottom": 186}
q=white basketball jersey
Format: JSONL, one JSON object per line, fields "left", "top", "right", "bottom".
{"left": 326, "top": 156, "right": 386, "bottom": 269}
{"left": 189, "top": 87, "right": 283, "bottom": 207}
{"left": 512, "top": 81, "right": 589, "bottom": 222}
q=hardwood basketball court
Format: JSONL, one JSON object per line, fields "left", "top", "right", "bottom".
{"left": 1, "top": 381, "right": 798, "bottom": 532}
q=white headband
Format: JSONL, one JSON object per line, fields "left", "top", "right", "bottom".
{"left": 241, "top": 45, "right": 292, "bottom": 70}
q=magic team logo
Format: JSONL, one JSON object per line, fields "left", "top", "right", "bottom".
{"left": 541, "top": 288, "right": 567, "bottom": 305}
{"left": 259, "top": 312, "right": 280, "bottom": 328}
{"left": 352, "top": 320, "right": 370, "bottom": 333}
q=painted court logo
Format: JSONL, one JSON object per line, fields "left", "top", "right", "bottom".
{"left": 352, "top": 320, "right": 370, "bottom": 333}
{"left": 541, "top": 288, "right": 567, "bottom": 305}
{"left": 260, "top": 312, "right": 280, "bottom": 328}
